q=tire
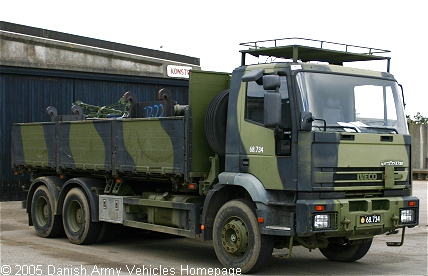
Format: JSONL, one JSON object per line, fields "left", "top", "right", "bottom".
{"left": 31, "top": 185, "right": 64, "bottom": 238}
{"left": 320, "top": 238, "right": 373, "bottom": 262}
{"left": 205, "top": 90, "right": 229, "bottom": 156}
{"left": 213, "top": 199, "right": 274, "bottom": 274}
{"left": 62, "top": 187, "right": 101, "bottom": 245}
{"left": 96, "top": 223, "right": 119, "bottom": 243}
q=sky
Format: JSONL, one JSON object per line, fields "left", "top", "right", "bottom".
{"left": 1, "top": 0, "right": 426, "bottom": 117}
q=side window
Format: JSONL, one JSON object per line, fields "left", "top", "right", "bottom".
{"left": 245, "top": 81, "right": 265, "bottom": 124}
{"left": 245, "top": 76, "right": 289, "bottom": 127}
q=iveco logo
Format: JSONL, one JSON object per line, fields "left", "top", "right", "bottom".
{"left": 381, "top": 160, "right": 404, "bottom": 166}
{"left": 357, "top": 173, "right": 378, "bottom": 181}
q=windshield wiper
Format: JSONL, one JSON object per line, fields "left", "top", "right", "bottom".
{"left": 327, "top": 125, "right": 359, "bottom": 132}
{"left": 311, "top": 117, "right": 360, "bottom": 132}
{"left": 365, "top": 126, "right": 398, "bottom": 134}
{"left": 313, "top": 125, "right": 359, "bottom": 132}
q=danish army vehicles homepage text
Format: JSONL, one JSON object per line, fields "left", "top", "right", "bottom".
{"left": 12, "top": 38, "right": 419, "bottom": 273}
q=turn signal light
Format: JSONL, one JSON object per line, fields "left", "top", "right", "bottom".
{"left": 315, "top": 205, "right": 325, "bottom": 211}
{"left": 408, "top": 201, "right": 417, "bottom": 207}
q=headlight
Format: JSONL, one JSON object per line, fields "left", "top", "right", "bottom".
{"left": 400, "top": 209, "right": 416, "bottom": 224}
{"left": 313, "top": 214, "right": 331, "bottom": 229}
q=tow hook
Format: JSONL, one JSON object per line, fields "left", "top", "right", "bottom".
{"left": 386, "top": 227, "right": 406, "bottom": 246}
{"left": 341, "top": 217, "right": 351, "bottom": 231}
{"left": 391, "top": 214, "right": 399, "bottom": 227}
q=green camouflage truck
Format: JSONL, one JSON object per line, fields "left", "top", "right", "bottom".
{"left": 12, "top": 38, "right": 419, "bottom": 273}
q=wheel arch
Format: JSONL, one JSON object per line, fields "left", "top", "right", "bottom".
{"left": 58, "top": 177, "right": 106, "bottom": 222}
{"left": 27, "top": 176, "right": 66, "bottom": 225}
{"left": 201, "top": 172, "right": 269, "bottom": 241}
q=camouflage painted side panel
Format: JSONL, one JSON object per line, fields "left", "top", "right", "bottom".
{"left": 14, "top": 117, "right": 187, "bottom": 178}
{"left": 117, "top": 118, "right": 185, "bottom": 175}
{"left": 58, "top": 121, "right": 110, "bottom": 171}
{"left": 12, "top": 123, "right": 56, "bottom": 169}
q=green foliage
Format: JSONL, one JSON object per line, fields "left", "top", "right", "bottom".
{"left": 406, "top": 112, "right": 428, "bottom": 125}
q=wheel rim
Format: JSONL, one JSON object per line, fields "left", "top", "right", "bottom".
{"left": 35, "top": 196, "right": 49, "bottom": 226}
{"left": 221, "top": 216, "right": 249, "bottom": 258}
{"left": 67, "top": 200, "right": 83, "bottom": 232}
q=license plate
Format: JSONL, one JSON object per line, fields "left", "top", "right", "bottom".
{"left": 360, "top": 215, "right": 381, "bottom": 224}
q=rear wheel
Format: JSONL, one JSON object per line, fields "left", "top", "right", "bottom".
{"left": 62, "top": 187, "right": 101, "bottom": 244}
{"left": 320, "top": 238, "right": 373, "bottom": 262}
{"left": 213, "top": 199, "right": 273, "bottom": 273}
{"left": 96, "top": 222, "right": 119, "bottom": 243}
{"left": 31, "top": 185, "right": 63, "bottom": 237}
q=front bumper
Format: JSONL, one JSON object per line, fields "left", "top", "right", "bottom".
{"left": 296, "top": 196, "right": 419, "bottom": 237}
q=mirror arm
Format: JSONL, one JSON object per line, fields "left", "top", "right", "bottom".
{"left": 300, "top": 112, "right": 327, "bottom": 132}
{"left": 313, "top": 118, "right": 327, "bottom": 131}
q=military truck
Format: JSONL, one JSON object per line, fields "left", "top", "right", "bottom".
{"left": 12, "top": 38, "right": 419, "bottom": 273}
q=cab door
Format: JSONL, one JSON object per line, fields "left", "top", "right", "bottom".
{"left": 239, "top": 74, "right": 293, "bottom": 190}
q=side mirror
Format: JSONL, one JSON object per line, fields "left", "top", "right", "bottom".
{"left": 242, "top": 69, "right": 264, "bottom": 82}
{"left": 262, "top": 75, "right": 280, "bottom": 91}
{"left": 264, "top": 92, "right": 281, "bottom": 127}
{"left": 300, "top": 111, "right": 315, "bottom": 131}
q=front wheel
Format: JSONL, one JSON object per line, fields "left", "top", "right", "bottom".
{"left": 213, "top": 199, "right": 273, "bottom": 274}
{"left": 62, "top": 187, "right": 101, "bottom": 244}
{"left": 320, "top": 238, "right": 373, "bottom": 262}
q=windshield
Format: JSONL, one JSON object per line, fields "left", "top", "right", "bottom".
{"left": 296, "top": 72, "right": 408, "bottom": 134}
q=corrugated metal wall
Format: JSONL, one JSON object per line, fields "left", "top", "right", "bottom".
{"left": 409, "top": 124, "right": 428, "bottom": 170}
{"left": 1, "top": 66, "right": 189, "bottom": 201}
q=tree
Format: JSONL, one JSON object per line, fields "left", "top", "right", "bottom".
{"left": 407, "top": 112, "right": 428, "bottom": 125}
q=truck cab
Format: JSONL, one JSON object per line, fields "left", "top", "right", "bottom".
{"left": 202, "top": 38, "right": 418, "bottom": 272}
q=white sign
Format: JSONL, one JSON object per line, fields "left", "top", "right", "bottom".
{"left": 167, "top": 65, "right": 192, "bottom": 78}
{"left": 291, "top": 64, "right": 302, "bottom": 70}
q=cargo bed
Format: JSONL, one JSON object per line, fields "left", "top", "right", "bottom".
{"left": 12, "top": 117, "right": 188, "bottom": 179}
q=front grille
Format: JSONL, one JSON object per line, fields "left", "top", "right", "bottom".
{"left": 315, "top": 167, "right": 409, "bottom": 188}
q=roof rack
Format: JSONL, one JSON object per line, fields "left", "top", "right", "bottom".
{"left": 240, "top": 37, "right": 391, "bottom": 72}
